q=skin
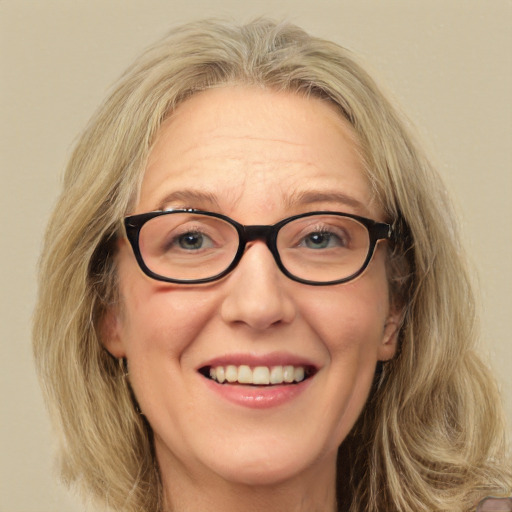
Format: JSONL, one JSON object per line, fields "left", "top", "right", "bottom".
{"left": 104, "top": 86, "right": 401, "bottom": 512}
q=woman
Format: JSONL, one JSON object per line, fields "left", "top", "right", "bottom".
{"left": 33, "top": 18, "right": 511, "bottom": 511}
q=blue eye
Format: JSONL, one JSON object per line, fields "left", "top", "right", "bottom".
{"left": 176, "top": 231, "right": 213, "bottom": 250}
{"left": 302, "top": 231, "right": 346, "bottom": 249}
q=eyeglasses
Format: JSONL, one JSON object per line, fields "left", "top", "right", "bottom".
{"left": 123, "top": 209, "right": 392, "bottom": 286}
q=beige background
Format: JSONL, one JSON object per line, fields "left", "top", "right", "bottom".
{"left": 1, "top": 1, "right": 511, "bottom": 510}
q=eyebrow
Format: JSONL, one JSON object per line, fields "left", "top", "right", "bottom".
{"left": 285, "top": 190, "right": 369, "bottom": 213}
{"left": 156, "top": 190, "right": 221, "bottom": 211}
{"left": 155, "top": 188, "right": 368, "bottom": 215}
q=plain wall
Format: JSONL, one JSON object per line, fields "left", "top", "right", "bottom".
{"left": 1, "top": 1, "right": 510, "bottom": 510}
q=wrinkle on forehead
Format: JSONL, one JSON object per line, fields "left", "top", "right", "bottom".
{"left": 138, "top": 86, "right": 380, "bottom": 218}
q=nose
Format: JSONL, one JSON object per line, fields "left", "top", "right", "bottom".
{"left": 220, "top": 242, "right": 297, "bottom": 330}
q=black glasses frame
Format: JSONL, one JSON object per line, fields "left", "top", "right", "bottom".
{"left": 124, "top": 209, "right": 392, "bottom": 286}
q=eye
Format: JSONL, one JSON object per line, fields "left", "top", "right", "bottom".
{"left": 300, "top": 230, "right": 348, "bottom": 249}
{"left": 175, "top": 231, "right": 214, "bottom": 251}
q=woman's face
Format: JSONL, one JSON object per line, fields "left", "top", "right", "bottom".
{"left": 105, "top": 86, "right": 400, "bottom": 487}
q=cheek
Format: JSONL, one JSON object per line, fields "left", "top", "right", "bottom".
{"left": 116, "top": 252, "right": 221, "bottom": 360}
{"left": 308, "top": 279, "right": 390, "bottom": 442}
{"left": 122, "top": 290, "right": 218, "bottom": 355}
{"left": 300, "top": 276, "right": 390, "bottom": 357}
{"left": 116, "top": 282, "right": 222, "bottom": 420}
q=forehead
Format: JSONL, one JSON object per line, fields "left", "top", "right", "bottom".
{"left": 137, "top": 86, "right": 379, "bottom": 219}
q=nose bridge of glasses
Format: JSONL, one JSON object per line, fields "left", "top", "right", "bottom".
{"left": 241, "top": 224, "right": 276, "bottom": 248}
{"left": 239, "top": 225, "right": 280, "bottom": 263}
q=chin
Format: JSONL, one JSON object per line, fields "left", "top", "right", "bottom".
{"left": 200, "top": 437, "right": 334, "bottom": 487}
{"left": 210, "top": 458, "right": 310, "bottom": 487}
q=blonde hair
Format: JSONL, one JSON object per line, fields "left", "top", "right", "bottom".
{"left": 33, "top": 18, "right": 511, "bottom": 511}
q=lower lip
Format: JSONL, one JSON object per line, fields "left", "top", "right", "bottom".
{"left": 201, "top": 376, "right": 313, "bottom": 409}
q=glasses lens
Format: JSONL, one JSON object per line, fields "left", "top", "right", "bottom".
{"left": 138, "top": 213, "right": 239, "bottom": 281}
{"left": 277, "top": 214, "right": 370, "bottom": 283}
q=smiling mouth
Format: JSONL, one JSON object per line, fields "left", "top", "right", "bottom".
{"left": 199, "top": 365, "right": 317, "bottom": 386}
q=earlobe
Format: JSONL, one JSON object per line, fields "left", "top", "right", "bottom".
{"left": 378, "top": 310, "right": 403, "bottom": 361}
{"left": 99, "top": 308, "right": 126, "bottom": 358}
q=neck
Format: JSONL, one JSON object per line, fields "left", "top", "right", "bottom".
{"left": 157, "top": 449, "right": 338, "bottom": 512}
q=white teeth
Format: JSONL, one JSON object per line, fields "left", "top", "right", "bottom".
{"left": 269, "top": 366, "right": 284, "bottom": 384}
{"left": 283, "top": 365, "right": 295, "bottom": 383}
{"left": 225, "top": 365, "right": 238, "bottom": 383}
{"left": 294, "top": 366, "right": 305, "bottom": 382}
{"left": 208, "top": 365, "right": 308, "bottom": 385}
{"left": 252, "top": 366, "right": 270, "bottom": 385}
{"left": 216, "top": 366, "right": 226, "bottom": 383}
{"left": 237, "top": 365, "right": 252, "bottom": 384}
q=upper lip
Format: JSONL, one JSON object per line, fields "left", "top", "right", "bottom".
{"left": 197, "top": 352, "right": 320, "bottom": 371}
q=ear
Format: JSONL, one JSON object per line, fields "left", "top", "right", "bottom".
{"left": 377, "top": 308, "right": 403, "bottom": 361}
{"left": 99, "top": 307, "right": 126, "bottom": 358}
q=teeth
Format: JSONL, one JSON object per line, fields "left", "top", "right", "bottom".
{"left": 216, "top": 366, "right": 225, "bottom": 383}
{"left": 294, "top": 366, "right": 305, "bottom": 382}
{"left": 269, "top": 366, "right": 283, "bottom": 384}
{"left": 225, "top": 365, "right": 238, "bottom": 383}
{"left": 253, "top": 366, "right": 270, "bottom": 385}
{"left": 207, "top": 365, "right": 308, "bottom": 385}
{"left": 283, "top": 365, "right": 294, "bottom": 383}
{"left": 238, "top": 365, "right": 252, "bottom": 384}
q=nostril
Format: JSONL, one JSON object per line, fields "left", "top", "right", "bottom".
{"left": 219, "top": 243, "right": 297, "bottom": 329}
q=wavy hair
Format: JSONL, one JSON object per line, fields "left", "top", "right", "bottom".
{"left": 33, "top": 18, "right": 511, "bottom": 511}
